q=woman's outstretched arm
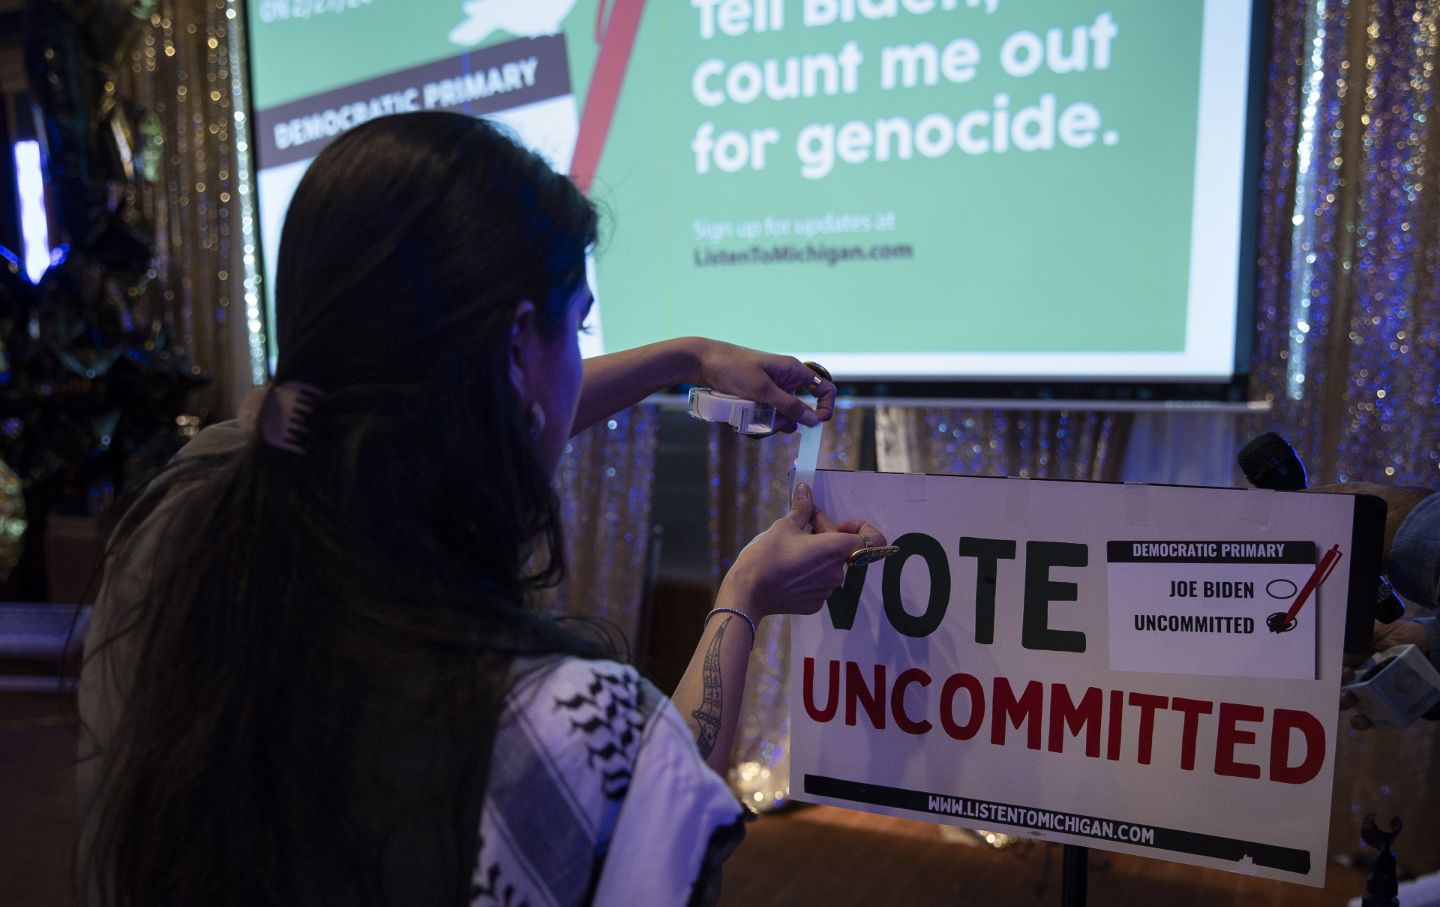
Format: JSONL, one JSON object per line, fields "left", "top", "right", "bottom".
{"left": 668, "top": 484, "right": 883, "bottom": 776}
{"left": 573, "top": 337, "right": 836, "bottom": 435}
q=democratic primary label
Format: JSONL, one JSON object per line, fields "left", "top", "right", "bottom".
{"left": 1106, "top": 540, "right": 1321, "bottom": 679}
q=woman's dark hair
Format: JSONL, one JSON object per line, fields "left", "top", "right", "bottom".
{"left": 81, "top": 113, "right": 602, "bottom": 906}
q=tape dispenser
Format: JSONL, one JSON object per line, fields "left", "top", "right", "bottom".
{"left": 687, "top": 389, "right": 777, "bottom": 436}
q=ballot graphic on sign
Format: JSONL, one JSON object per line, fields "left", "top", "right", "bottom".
{"left": 1106, "top": 540, "right": 1327, "bottom": 679}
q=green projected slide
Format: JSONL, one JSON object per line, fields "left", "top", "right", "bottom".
{"left": 246, "top": 0, "right": 1256, "bottom": 381}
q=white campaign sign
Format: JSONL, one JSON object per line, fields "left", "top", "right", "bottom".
{"left": 790, "top": 471, "right": 1362, "bottom": 888}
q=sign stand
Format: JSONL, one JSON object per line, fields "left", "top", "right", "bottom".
{"left": 1359, "top": 813, "right": 1401, "bottom": 906}
{"left": 1061, "top": 844, "right": 1088, "bottom": 906}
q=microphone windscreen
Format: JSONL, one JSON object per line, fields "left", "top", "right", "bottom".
{"left": 1238, "top": 432, "right": 1308, "bottom": 490}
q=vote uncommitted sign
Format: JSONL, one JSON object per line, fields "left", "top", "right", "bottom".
{"left": 791, "top": 470, "right": 1382, "bottom": 887}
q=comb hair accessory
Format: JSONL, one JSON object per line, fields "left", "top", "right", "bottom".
{"left": 238, "top": 381, "right": 322, "bottom": 455}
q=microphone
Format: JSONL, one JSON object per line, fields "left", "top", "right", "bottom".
{"left": 1238, "top": 432, "right": 1404, "bottom": 623}
{"left": 1236, "top": 431, "right": 1308, "bottom": 491}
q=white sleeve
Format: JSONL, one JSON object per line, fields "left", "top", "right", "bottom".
{"left": 592, "top": 699, "right": 746, "bottom": 906}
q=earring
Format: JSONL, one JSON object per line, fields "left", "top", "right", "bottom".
{"left": 527, "top": 400, "right": 546, "bottom": 440}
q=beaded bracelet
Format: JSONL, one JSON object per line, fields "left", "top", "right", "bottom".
{"left": 704, "top": 607, "right": 757, "bottom": 647}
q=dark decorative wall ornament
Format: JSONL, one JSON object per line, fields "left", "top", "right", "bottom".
{"left": 0, "top": 0, "right": 204, "bottom": 595}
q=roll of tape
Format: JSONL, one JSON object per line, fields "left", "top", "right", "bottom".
{"left": 687, "top": 388, "right": 777, "bottom": 435}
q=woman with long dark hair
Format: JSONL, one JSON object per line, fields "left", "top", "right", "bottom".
{"left": 76, "top": 112, "right": 881, "bottom": 906}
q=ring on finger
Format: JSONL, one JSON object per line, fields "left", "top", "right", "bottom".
{"left": 802, "top": 360, "right": 832, "bottom": 384}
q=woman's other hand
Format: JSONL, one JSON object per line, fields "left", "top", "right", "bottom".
{"left": 692, "top": 339, "right": 836, "bottom": 432}
{"left": 718, "top": 483, "right": 884, "bottom": 621}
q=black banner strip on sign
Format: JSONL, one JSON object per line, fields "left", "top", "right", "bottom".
{"left": 804, "top": 774, "right": 1309, "bottom": 875}
{"left": 1106, "top": 540, "right": 1317, "bottom": 564}
{"left": 253, "top": 33, "right": 572, "bottom": 169}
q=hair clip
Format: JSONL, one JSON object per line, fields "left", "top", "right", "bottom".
{"left": 239, "top": 381, "right": 322, "bottom": 455}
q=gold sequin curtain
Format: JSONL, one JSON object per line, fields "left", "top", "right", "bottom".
{"left": 875, "top": 406, "right": 1131, "bottom": 480}
{"left": 538, "top": 406, "right": 661, "bottom": 654}
{"left": 119, "top": 0, "right": 267, "bottom": 419}
{"left": 1249, "top": 0, "right": 1440, "bottom": 875}
{"left": 707, "top": 410, "right": 865, "bottom": 808}
{"left": 1246, "top": 0, "right": 1440, "bottom": 490}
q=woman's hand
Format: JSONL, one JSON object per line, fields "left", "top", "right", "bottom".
{"left": 692, "top": 339, "right": 836, "bottom": 433}
{"left": 573, "top": 337, "right": 835, "bottom": 436}
{"left": 674, "top": 483, "right": 882, "bottom": 773}
{"left": 717, "top": 483, "right": 885, "bottom": 622}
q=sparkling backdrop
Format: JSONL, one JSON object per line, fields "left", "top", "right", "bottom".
{"left": 1283, "top": 0, "right": 1340, "bottom": 406}
{"left": 540, "top": 406, "right": 661, "bottom": 650}
{"left": 874, "top": 407, "right": 1131, "bottom": 480}
{"left": 1339, "top": 0, "right": 1440, "bottom": 484}
{"left": 1247, "top": 0, "right": 1354, "bottom": 466}
{"left": 1249, "top": 0, "right": 1440, "bottom": 487}
{"left": 1327, "top": 0, "right": 1440, "bottom": 872}
{"left": 120, "top": 0, "right": 266, "bottom": 417}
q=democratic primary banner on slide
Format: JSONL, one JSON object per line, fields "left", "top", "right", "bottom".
{"left": 791, "top": 471, "right": 1370, "bottom": 888}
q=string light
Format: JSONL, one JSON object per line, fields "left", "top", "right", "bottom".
{"left": 13, "top": 141, "right": 50, "bottom": 284}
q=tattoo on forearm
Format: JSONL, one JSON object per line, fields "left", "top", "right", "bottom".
{"left": 692, "top": 616, "right": 728, "bottom": 758}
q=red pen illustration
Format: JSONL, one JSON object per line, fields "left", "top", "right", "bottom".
{"left": 1266, "top": 543, "right": 1342, "bottom": 633}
